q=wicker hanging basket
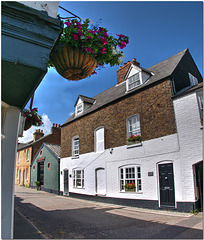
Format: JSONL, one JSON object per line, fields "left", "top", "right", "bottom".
{"left": 24, "top": 120, "right": 32, "bottom": 131}
{"left": 50, "top": 44, "right": 97, "bottom": 81}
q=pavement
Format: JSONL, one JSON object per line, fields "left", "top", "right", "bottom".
{"left": 14, "top": 186, "right": 203, "bottom": 239}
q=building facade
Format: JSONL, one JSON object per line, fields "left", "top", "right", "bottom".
{"left": 16, "top": 124, "right": 61, "bottom": 188}
{"left": 60, "top": 49, "right": 203, "bottom": 212}
{"left": 30, "top": 143, "right": 61, "bottom": 194}
{"left": 15, "top": 145, "right": 32, "bottom": 187}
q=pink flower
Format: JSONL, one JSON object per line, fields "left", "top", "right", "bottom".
{"left": 88, "top": 30, "right": 97, "bottom": 35}
{"left": 101, "top": 37, "right": 108, "bottom": 45}
{"left": 100, "top": 47, "right": 106, "bottom": 54}
{"left": 77, "top": 30, "right": 83, "bottom": 36}
{"left": 86, "top": 36, "right": 92, "bottom": 42}
{"left": 103, "top": 32, "right": 109, "bottom": 38}
{"left": 76, "top": 22, "right": 81, "bottom": 29}
{"left": 117, "top": 34, "right": 125, "bottom": 38}
{"left": 71, "top": 33, "right": 79, "bottom": 40}
{"left": 64, "top": 22, "right": 72, "bottom": 27}
{"left": 118, "top": 41, "right": 126, "bottom": 49}
{"left": 99, "top": 27, "right": 105, "bottom": 32}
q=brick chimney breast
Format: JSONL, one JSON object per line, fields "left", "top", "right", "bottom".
{"left": 51, "top": 123, "right": 61, "bottom": 134}
{"left": 33, "top": 129, "right": 44, "bottom": 141}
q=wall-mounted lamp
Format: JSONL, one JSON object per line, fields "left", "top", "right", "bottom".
{"left": 69, "top": 174, "right": 72, "bottom": 178}
{"left": 60, "top": 171, "right": 63, "bottom": 175}
{"left": 109, "top": 148, "right": 113, "bottom": 154}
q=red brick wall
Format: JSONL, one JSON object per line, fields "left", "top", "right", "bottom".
{"left": 61, "top": 80, "right": 176, "bottom": 158}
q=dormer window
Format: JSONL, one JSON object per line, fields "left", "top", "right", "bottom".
{"left": 128, "top": 72, "right": 141, "bottom": 90}
{"left": 75, "top": 95, "right": 95, "bottom": 116}
{"left": 188, "top": 73, "right": 198, "bottom": 86}
{"left": 76, "top": 103, "right": 83, "bottom": 115}
{"left": 125, "top": 64, "right": 152, "bottom": 92}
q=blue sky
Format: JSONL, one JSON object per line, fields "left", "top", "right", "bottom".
{"left": 20, "top": 1, "right": 203, "bottom": 142}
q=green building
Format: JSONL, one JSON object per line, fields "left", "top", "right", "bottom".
{"left": 31, "top": 143, "right": 60, "bottom": 194}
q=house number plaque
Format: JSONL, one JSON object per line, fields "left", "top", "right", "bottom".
{"left": 148, "top": 172, "right": 154, "bottom": 176}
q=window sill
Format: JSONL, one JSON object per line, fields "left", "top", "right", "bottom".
{"left": 73, "top": 187, "right": 85, "bottom": 189}
{"left": 120, "top": 191, "right": 143, "bottom": 194}
{"left": 71, "top": 156, "right": 79, "bottom": 159}
{"left": 126, "top": 142, "right": 142, "bottom": 149}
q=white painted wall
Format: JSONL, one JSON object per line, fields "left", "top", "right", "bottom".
{"left": 60, "top": 134, "right": 181, "bottom": 201}
{"left": 1, "top": 106, "right": 21, "bottom": 239}
{"left": 19, "top": 1, "right": 59, "bottom": 18}
{"left": 173, "top": 90, "right": 203, "bottom": 202}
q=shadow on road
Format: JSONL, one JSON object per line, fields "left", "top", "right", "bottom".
{"left": 14, "top": 196, "right": 203, "bottom": 239}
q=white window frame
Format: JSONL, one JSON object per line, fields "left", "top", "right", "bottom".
{"left": 196, "top": 90, "right": 203, "bottom": 123}
{"left": 72, "top": 136, "right": 79, "bottom": 157}
{"left": 94, "top": 127, "right": 105, "bottom": 152}
{"left": 73, "top": 169, "right": 84, "bottom": 188}
{"left": 26, "top": 168, "right": 29, "bottom": 181}
{"left": 26, "top": 149, "right": 30, "bottom": 162}
{"left": 127, "top": 114, "right": 141, "bottom": 138}
{"left": 17, "top": 152, "right": 20, "bottom": 163}
{"left": 16, "top": 169, "right": 19, "bottom": 179}
{"left": 188, "top": 73, "right": 198, "bottom": 86}
{"left": 119, "top": 165, "right": 142, "bottom": 192}
{"left": 127, "top": 72, "right": 142, "bottom": 91}
{"left": 76, "top": 103, "right": 83, "bottom": 115}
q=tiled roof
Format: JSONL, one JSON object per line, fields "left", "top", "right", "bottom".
{"left": 44, "top": 143, "right": 61, "bottom": 158}
{"left": 74, "top": 95, "right": 95, "bottom": 106}
{"left": 62, "top": 49, "right": 188, "bottom": 126}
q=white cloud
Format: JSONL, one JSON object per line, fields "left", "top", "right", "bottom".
{"left": 18, "top": 114, "right": 52, "bottom": 143}
{"left": 69, "top": 111, "right": 74, "bottom": 116}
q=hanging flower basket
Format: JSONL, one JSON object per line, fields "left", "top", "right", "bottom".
{"left": 22, "top": 108, "right": 43, "bottom": 131}
{"left": 24, "top": 121, "right": 32, "bottom": 131}
{"left": 49, "top": 18, "right": 129, "bottom": 81}
{"left": 50, "top": 44, "right": 97, "bottom": 81}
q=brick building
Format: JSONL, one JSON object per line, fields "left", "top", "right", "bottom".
{"left": 15, "top": 123, "right": 61, "bottom": 187}
{"left": 60, "top": 49, "right": 203, "bottom": 212}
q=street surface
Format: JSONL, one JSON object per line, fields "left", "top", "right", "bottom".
{"left": 14, "top": 186, "right": 203, "bottom": 239}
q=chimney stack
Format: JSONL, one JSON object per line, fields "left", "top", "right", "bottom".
{"left": 117, "top": 58, "right": 140, "bottom": 84}
{"left": 33, "top": 129, "right": 44, "bottom": 141}
{"left": 51, "top": 123, "right": 61, "bottom": 134}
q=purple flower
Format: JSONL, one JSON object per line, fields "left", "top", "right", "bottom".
{"left": 86, "top": 36, "right": 92, "bottom": 42}
{"left": 71, "top": 33, "right": 79, "bottom": 40}
{"left": 77, "top": 30, "right": 83, "bottom": 36}
{"left": 103, "top": 32, "right": 109, "bottom": 38}
{"left": 117, "top": 34, "right": 125, "bottom": 38}
{"left": 100, "top": 47, "right": 106, "bottom": 54}
{"left": 101, "top": 37, "right": 108, "bottom": 45}
{"left": 76, "top": 22, "right": 82, "bottom": 29}
{"left": 118, "top": 41, "right": 126, "bottom": 49}
{"left": 88, "top": 30, "right": 97, "bottom": 35}
{"left": 64, "top": 22, "right": 72, "bottom": 27}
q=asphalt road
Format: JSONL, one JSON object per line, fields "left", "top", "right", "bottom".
{"left": 14, "top": 186, "right": 203, "bottom": 239}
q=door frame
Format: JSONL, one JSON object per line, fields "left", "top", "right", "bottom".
{"left": 63, "top": 169, "right": 69, "bottom": 196}
{"left": 95, "top": 167, "right": 106, "bottom": 195}
{"left": 157, "top": 161, "right": 175, "bottom": 208}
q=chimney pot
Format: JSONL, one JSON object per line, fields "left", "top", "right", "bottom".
{"left": 124, "top": 63, "right": 127, "bottom": 66}
{"left": 53, "top": 123, "right": 55, "bottom": 127}
{"left": 132, "top": 58, "right": 136, "bottom": 61}
{"left": 119, "top": 66, "right": 122, "bottom": 69}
